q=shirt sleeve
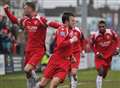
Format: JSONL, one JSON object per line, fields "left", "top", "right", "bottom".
{"left": 103, "top": 31, "right": 120, "bottom": 58}
{"left": 112, "top": 30, "right": 119, "bottom": 47}
{"left": 4, "top": 7, "right": 19, "bottom": 24}
{"left": 39, "top": 16, "right": 48, "bottom": 28}
{"left": 48, "top": 21, "right": 62, "bottom": 29}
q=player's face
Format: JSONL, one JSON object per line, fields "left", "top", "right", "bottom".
{"left": 23, "top": 5, "right": 33, "bottom": 16}
{"left": 98, "top": 23, "right": 106, "bottom": 34}
{"left": 68, "top": 16, "right": 76, "bottom": 28}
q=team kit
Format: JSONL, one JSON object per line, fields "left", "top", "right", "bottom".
{"left": 3, "top": 2, "right": 120, "bottom": 88}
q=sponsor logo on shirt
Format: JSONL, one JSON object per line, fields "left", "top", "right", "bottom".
{"left": 99, "top": 41, "right": 111, "bottom": 47}
{"left": 26, "top": 26, "right": 38, "bottom": 32}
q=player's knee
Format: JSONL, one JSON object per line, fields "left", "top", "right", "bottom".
{"left": 24, "top": 64, "right": 33, "bottom": 73}
{"left": 50, "top": 77, "right": 61, "bottom": 88}
{"left": 36, "top": 82, "right": 45, "bottom": 88}
{"left": 103, "top": 72, "right": 107, "bottom": 78}
{"left": 50, "top": 83, "right": 58, "bottom": 88}
{"left": 24, "top": 67, "right": 29, "bottom": 73}
{"left": 24, "top": 65, "right": 33, "bottom": 78}
{"left": 71, "top": 68, "right": 77, "bottom": 76}
{"left": 98, "top": 67, "right": 105, "bottom": 77}
{"left": 71, "top": 73, "right": 77, "bottom": 81}
{"left": 37, "top": 77, "right": 49, "bottom": 88}
{"left": 71, "top": 71, "right": 77, "bottom": 76}
{"left": 51, "top": 85, "right": 57, "bottom": 88}
{"left": 39, "top": 83, "right": 46, "bottom": 88}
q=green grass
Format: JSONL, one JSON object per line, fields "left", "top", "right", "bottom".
{"left": 0, "top": 69, "right": 120, "bottom": 88}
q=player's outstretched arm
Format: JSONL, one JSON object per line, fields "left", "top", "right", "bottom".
{"left": 3, "top": 4, "right": 19, "bottom": 24}
{"left": 48, "top": 21, "right": 62, "bottom": 29}
{"left": 39, "top": 16, "right": 62, "bottom": 29}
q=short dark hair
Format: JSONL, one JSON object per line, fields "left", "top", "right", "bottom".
{"left": 24, "top": 2, "right": 36, "bottom": 11}
{"left": 62, "top": 12, "right": 75, "bottom": 23}
{"left": 98, "top": 20, "right": 106, "bottom": 25}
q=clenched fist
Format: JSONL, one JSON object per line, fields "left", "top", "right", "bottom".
{"left": 96, "top": 52, "right": 104, "bottom": 59}
{"left": 70, "top": 36, "right": 78, "bottom": 43}
{"left": 3, "top": 4, "right": 9, "bottom": 9}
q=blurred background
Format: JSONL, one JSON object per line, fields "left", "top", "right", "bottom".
{"left": 0, "top": 1, "right": 120, "bottom": 87}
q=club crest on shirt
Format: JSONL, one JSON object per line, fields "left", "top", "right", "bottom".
{"left": 60, "top": 31, "right": 66, "bottom": 37}
{"left": 99, "top": 41, "right": 111, "bottom": 47}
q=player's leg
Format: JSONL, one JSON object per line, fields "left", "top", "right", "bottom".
{"left": 24, "top": 52, "right": 36, "bottom": 88}
{"left": 24, "top": 64, "right": 38, "bottom": 80}
{"left": 70, "top": 68, "right": 78, "bottom": 88}
{"left": 35, "top": 77, "right": 50, "bottom": 88}
{"left": 24, "top": 64, "right": 38, "bottom": 88}
{"left": 103, "top": 68, "right": 109, "bottom": 78}
{"left": 96, "top": 66, "right": 104, "bottom": 88}
{"left": 95, "top": 58, "right": 104, "bottom": 88}
{"left": 36, "top": 55, "right": 56, "bottom": 88}
{"left": 70, "top": 53, "right": 80, "bottom": 88}
{"left": 24, "top": 51, "right": 38, "bottom": 79}
{"left": 50, "top": 61, "right": 70, "bottom": 88}
{"left": 96, "top": 66, "right": 109, "bottom": 88}
{"left": 24, "top": 64, "right": 34, "bottom": 77}
{"left": 103, "top": 57, "right": 112, "bottom": 78}
{"left": 49, "top": 77, "right": 62, "bottom": 88}
{"left": 24, "top": 51, "right": 44, "bottom": 88}
{"left": 49, "top": 68, "right": 68, "bottom": 88}
{"left": 95, "top": 57, "right": 111, "bottom": 88}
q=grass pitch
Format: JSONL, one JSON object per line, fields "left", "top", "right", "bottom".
{"left": 0, "top": 69, "right": 120, "bottom": 88}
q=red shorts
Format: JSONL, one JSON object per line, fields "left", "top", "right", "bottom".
{"left": 24, "top": 49, "right": 45, "bottom": 68}
{"left": 95, "top": 56, "right": 112, "bottom": 71}
{"left": 43, "top": 54, "right": 71, "bottom": 82}
{"left": 70, "top": 52, "right": 80, "bottom": 69}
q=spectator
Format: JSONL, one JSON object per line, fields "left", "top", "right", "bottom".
{"left": 0, "top": 15, "right": 7, "bottom": 31}
{"left": 1, "top": 25, "right": 15, "bottom": 54}
{"left": 0, "top": 30, "right": 3, "bottom": 53}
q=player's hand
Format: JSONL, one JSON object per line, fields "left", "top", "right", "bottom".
{"left": 81, "top": 50, "right": 85, "bottom": 57}
{"left": 3, "top": 4, "right": 9, "bottom": 9}
{"left": 113, "top": 48, "right": 120, "bottom": 56}
{"left": 70, "top": 36, "right": 78, "bottom": 43}
{"left": 96, "top": 52, "right": 104, "bottom": 59}
{"left": 70, "top": 55, "right": 77, "bottom": 63}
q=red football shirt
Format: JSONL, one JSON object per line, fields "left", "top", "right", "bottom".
{"left": 91, "top": 29, "right": 119, "bottom": 58}
{"left": 21, "top": 15, "right": 47, "bottom": 51}
{"left": 4, "top": 7, "right": 60, "bottom": 52}
{"left": 54, "top": 25, "right": 73, "bottom": 58}
{"left": 48, "top": 22, "right": 85, "bottom": 54}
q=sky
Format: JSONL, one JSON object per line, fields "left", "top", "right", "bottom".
{"left": 38, "top": 0, "right": 120, "bottom": 10}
